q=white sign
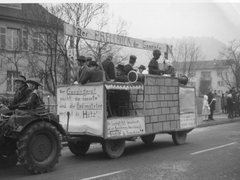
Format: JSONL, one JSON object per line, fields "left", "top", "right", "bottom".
{"left": 57, "top": 84, "right": 104, "bottom": 136}
{"left": 180, "top": 113, "right": 196, "bottom": 129}
{"left": 64, "top": 23, "right": 167, "bottom": 52}
{"left": 107, "top": 117, "right": 145, "bottom": 138}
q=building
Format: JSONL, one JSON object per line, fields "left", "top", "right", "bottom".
{"left": 0, "top": 3, "right": 64, "bottom": 100}
{"left": 174, "top": 60, "right": 233, "bottom": 96}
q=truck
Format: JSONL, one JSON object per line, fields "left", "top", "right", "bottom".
{"left": 57, "top": 73, "right": 197, "bottom": 159}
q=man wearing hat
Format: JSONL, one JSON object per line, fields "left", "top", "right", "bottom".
{"left": 138, "top": 65, "right": 146, "bottom": 74}
{"left": 124, "top": 55, "right": 137, "bottom": 76}
{"left": 8, "top": 76, "right": 32, "bottom": 110}
{"left": 17, "top": 79, "right": 45, "bottom": 109}
{"left": 114, "top": 64, "right": 128, "bottom": 82}
{"left": 80, "top": 61, "right": 109, "bottom": 85}
{"left": 148, "top": 49, "right": 164, "bottom": 75}
{"left": 163, "top": 59, "right": 176, "bottom": 77}
{"left": 74, "top": 56, "right": 89, "bottom": 84}
{"left": 101, "top": 54, "right": 116, "bottom": 80}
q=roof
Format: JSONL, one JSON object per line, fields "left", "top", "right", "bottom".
{"left": 173, "top": 60, "right": 230, "bottom": 71}
{"left": 0, "top": 4, "right": 61, "bottom": 25}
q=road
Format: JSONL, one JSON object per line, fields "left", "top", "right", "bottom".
{"left": 1, "top": 122, "right": 240, "bottom": 180}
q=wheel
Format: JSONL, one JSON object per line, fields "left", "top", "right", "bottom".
{"left": 103, "top": 139, "right": 125, "bottom": 159}
{"left": 17, "top": 122, "right": 62, "bottom": 174}
{"left": 68, "top": 141, "right": 90, "bottom": 156}
{"left": 172, "top": 131, "right": 187, "bottom": 145}
{"left": 141, "top": 134, "right": 156, "bottom": 144}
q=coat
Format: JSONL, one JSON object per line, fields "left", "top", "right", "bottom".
{"left": 74, "top": 65, "right": 89, "bottom": 83}
{"left": 9, "top": 85, "right": 32, "bottom": 109}
{"left": 148, "top": 58, "right": 163, "bottom": 75}
{"left": 206, "top": 91, "right": 215, "bottom": 111}
{"left": 124, "top": 64, "right": 133, "bottom": 76}
{"left": 163, "top": 65, "right": 176, "bottom": 77}
{"left": 114, "top": 74, "right": 129, "bottom": 82}
{"left": 101, "top": 59, "right": 116, "bottom": 79}
{"left": 202, "top": 95, "right": 210, "bottom": 115}
{"left": 80, "top": 68, "right": 109, "bottom": 85}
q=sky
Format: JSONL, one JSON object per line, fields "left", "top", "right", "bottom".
{"left": 107, "top": 1, "right": 240, "bottom": 44}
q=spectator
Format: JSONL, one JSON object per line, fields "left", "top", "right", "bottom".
{"left": 101, "top": 54, "right": 116, "bottom": 80}
{"left": 202, "top": 95, "right": 210, "bottom": 121}
{"left": 227, "top": 93, "right": 234, "bottom": 119}
{"left": 206, "top": 87, "right": 216, "bottom": 120}
{"left": 124, "top": 55, "right": 137, "bottom": 76}
{"left": 80, "top": 61, "right": 109, "bottom": 85}
{"left": 148, "top": 49, "right": 164, "bottom": 75}
{"left": 114, "top": 64, "right": 128, "bottom": 82}
{"left": 223, "top": 92, "right": 228, "bottom": 114}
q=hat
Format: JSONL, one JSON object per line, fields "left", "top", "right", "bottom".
{"left": 26, "top": 79, "right": 43, "bottom": 87}
{"left": 14, "top": 76, "right": 26, "bottom": 84}
{"left": 77, "top": 56, "right": 86, "bottom": 62}
{"left": 88, "top": 61, "right": 98, "bottom": 67}
{"left": 86, "top": 57, "right": 92, "bottom": 61}
{"left": 116, "top": 64, "right": 125, "bottom": 71}
{"left": 153, "top": 49, "right": 161, "bottom": 55}
{"left": 130, "top": 55, "right": 137, "bottom": 61}
{"left": 139, "top": 65, "right": 146, "bottom": 70}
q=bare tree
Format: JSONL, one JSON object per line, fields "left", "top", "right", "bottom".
{"left": 218, "top": 39, "right": 240, "bottom": 91}
{"left": 170, "top": 38, "right": 206, "bottom": 79}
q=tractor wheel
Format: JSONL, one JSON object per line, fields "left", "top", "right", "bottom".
{"left": 141, "top": 134, "right": 156, "bottom": 144}
{"left": 103, "top": 139, "right": 125, "bottom": 159}
{"left": 17, "top": 122, "right": 62, "bottom": 174}
{"left": 172, "top": 131, "right": 187, "bottom": 145}
{"left": 68, "top": 141, "right": 90, "bottom": 156}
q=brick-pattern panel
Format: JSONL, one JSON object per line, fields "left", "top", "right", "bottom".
{"left": 144, "top": 75, "right": 180, "bottom": 134}
{"left": 129, "top": 89, "right": 144, "bottom": 116}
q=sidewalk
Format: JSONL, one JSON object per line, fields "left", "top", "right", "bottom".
{"left": 197, "top": 112, "right": 240, "bottom": 127}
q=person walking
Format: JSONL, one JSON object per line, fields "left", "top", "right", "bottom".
{"left": 206, "top": 87, "right": 216, "bottom": 120}
{"left": 227, "top": 93, "right": 234, "bottom": 119}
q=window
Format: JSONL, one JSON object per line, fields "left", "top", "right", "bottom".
{"left": 188, "top": 81, "right": 196, "bottom": 86}
{"left": 7, "top": 71, "right": 20, "bottom": 92}
{"left": 22, "top": 29, "right": 28, "bottom": 51}
{"left": 201, "top": 71, "right": 211, "bottom": 79}
{"left": 217, "top": 70, "right": 223, "bottom": 76}
{"left": 7, "top": 28, "right": 20, "bottom": 50}
{"left": 33, "top": 32, "right": 39, "bottom": 52}
{"left": 0, "top": 27, "right": 6, "bottom": 48}
{"left": 217, "top": 81, "right": 223, "bottom": 86}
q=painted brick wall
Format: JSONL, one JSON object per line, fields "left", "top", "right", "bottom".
{"left": 144, "top": 75, "right": 180, "bottom": 133}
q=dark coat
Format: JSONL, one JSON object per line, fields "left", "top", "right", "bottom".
{"left": 114, "top": 74, "right": 129, "bottom": 82}
{"left": 124, "top": 64, "right": 133, "bottom": 76}
{"left": 74, "top": 65, "right": 89, "bottom": 83}
{"left": 80, "top": 68, "right": 109, "bottom": 85}
{"left": 9, "top": 85, "right": 32, "bottom": 109}
{"left": 101, "top": 59, "right": 116, "bottom": 79}
{"left": 206, "top": 91, "right": 215, "bottom": 110}
{"left": 148, "top": 58, "right": 163, "bottom": 75}
{"left": 163, "top": 66, "right": 176, "bottom": 77}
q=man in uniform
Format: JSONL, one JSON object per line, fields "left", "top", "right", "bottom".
{"left": 148, "top": 49, "right": 164, "bottom": 75}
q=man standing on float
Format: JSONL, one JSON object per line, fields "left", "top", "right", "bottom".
{"left": 148, "top": 49, "right": 164, "bottom": 75}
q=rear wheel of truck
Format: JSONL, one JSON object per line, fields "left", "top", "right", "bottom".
{"left": 17, "top": 122, "right": 62, "bottom": 174}
{"left": 68, "top": 141, "right": 90, "bottom": 156}
{"left": 141, "top": 134, "right": 156, "bottom": 144}
{"left": 103, "top": 139, "right": 125, "bottom": 159}
{"left": 172, "top": 131, "right": 187, "bottom": 145}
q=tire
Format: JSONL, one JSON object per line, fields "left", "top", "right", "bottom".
{"left": 141, "top": 134, "right": 156, "bottom": 144}
{"left": 17, "top": 122, "right": 62, "bottom": 174}
{"left": 68, "top": 141, "right": 90, "bottom": 156}
{"left": 103, "top": 139, "right": 125, "bottom": 159}
{"left": 172, "top": 131, "right": 187, "bottom": 145}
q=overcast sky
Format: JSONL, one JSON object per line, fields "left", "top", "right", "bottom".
{"left": 108, "top": 1, "right": 240, "bottom": 44}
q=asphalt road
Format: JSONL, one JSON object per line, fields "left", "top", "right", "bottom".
{"left": 1, "top": 122, "right": 240, "bottom": 180}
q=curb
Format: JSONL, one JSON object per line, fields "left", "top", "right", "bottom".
{"left": 197, "top": 117, "right": 240, "bottom": 128}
